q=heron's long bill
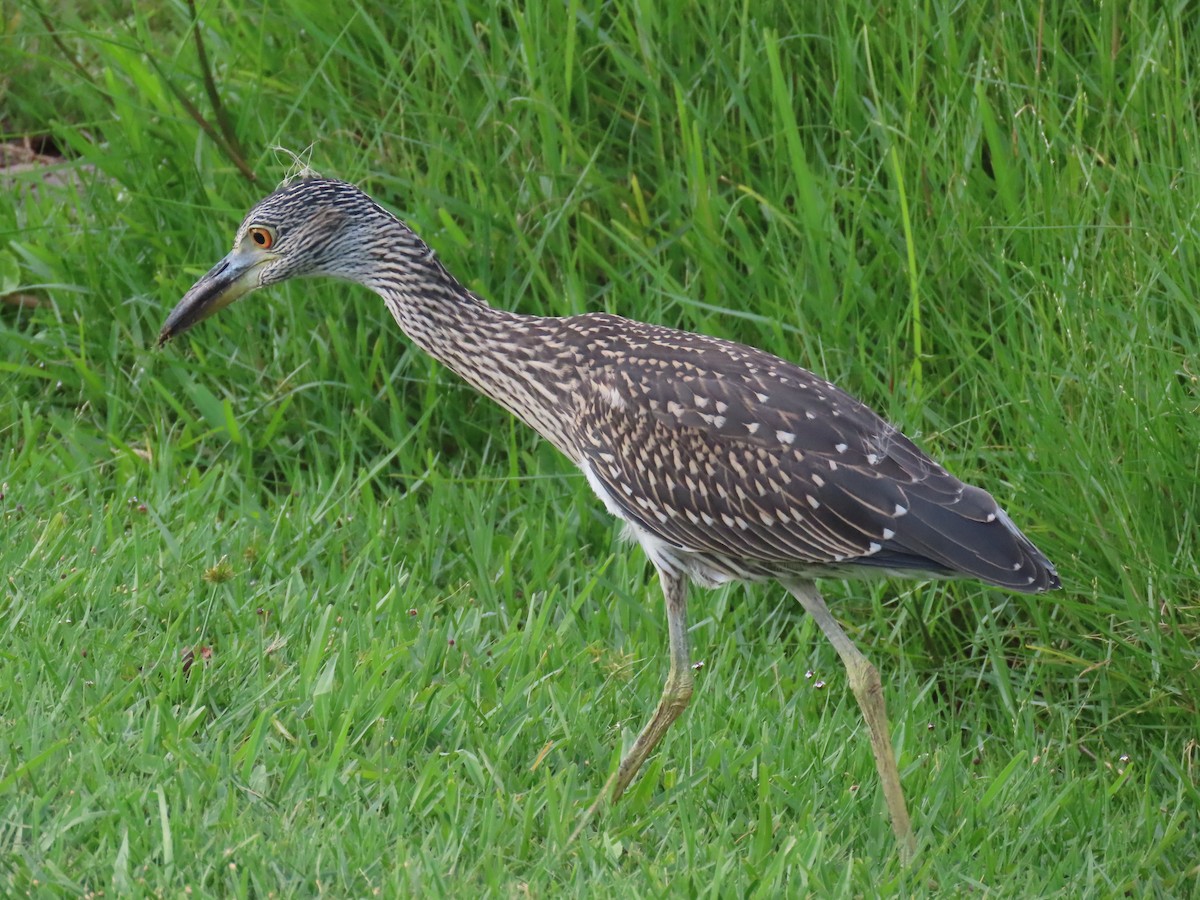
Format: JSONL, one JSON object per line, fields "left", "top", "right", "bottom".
{"left": 157, "top": 251, "right": 261, "bottom": 346}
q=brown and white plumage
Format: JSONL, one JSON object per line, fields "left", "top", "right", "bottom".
{"left": 160, "top": 177, "right": 1060, "bottom": 861}
{"left": 548, "top": 315, "right": 1056, "bottom": 592}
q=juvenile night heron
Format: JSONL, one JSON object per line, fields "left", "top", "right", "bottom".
{"left": 160, "top": 176, "right": 1060, "bottom": 859}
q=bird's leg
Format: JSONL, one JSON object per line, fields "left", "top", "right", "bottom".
{"left": 788, "top": 582, "right": 917, "bottom": 863}
{"left": 571, "top": 566, "right": 692, "bottom": 840}
{"left": 609, "top": 566, "right": 694, "bottom": 800}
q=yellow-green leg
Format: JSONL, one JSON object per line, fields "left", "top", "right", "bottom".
{"left": 571, "top": 566, "right": 693, "bottom": 840}
{"left": 788, "top": 581, "right": 918, "bottom": 863}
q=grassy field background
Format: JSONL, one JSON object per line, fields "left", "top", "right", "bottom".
{"left": 3, "top": 1, "right": 1198, "bottom": 895}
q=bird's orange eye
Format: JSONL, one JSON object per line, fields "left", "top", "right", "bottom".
{"left": 248, "top": 226, "right": 274, "bottom": 249}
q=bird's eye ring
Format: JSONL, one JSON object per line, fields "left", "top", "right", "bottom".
{"left": 248, "top": 226, "right": 274, "bottom": 249}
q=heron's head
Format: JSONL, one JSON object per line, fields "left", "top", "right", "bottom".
{"left": 158, "top": 177, "right": 406, "bottom": 345}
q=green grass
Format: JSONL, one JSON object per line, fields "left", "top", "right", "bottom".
{"left": 3, "top": 0, "right": 1198, "bottom": 895}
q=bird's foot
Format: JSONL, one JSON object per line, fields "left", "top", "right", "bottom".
{"left": 568, "top": 769, "right": 621, "bottom": 844}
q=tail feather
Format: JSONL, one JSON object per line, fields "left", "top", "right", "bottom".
{"left": 873, "top": 485, "right": 1059, "bottom": 593}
